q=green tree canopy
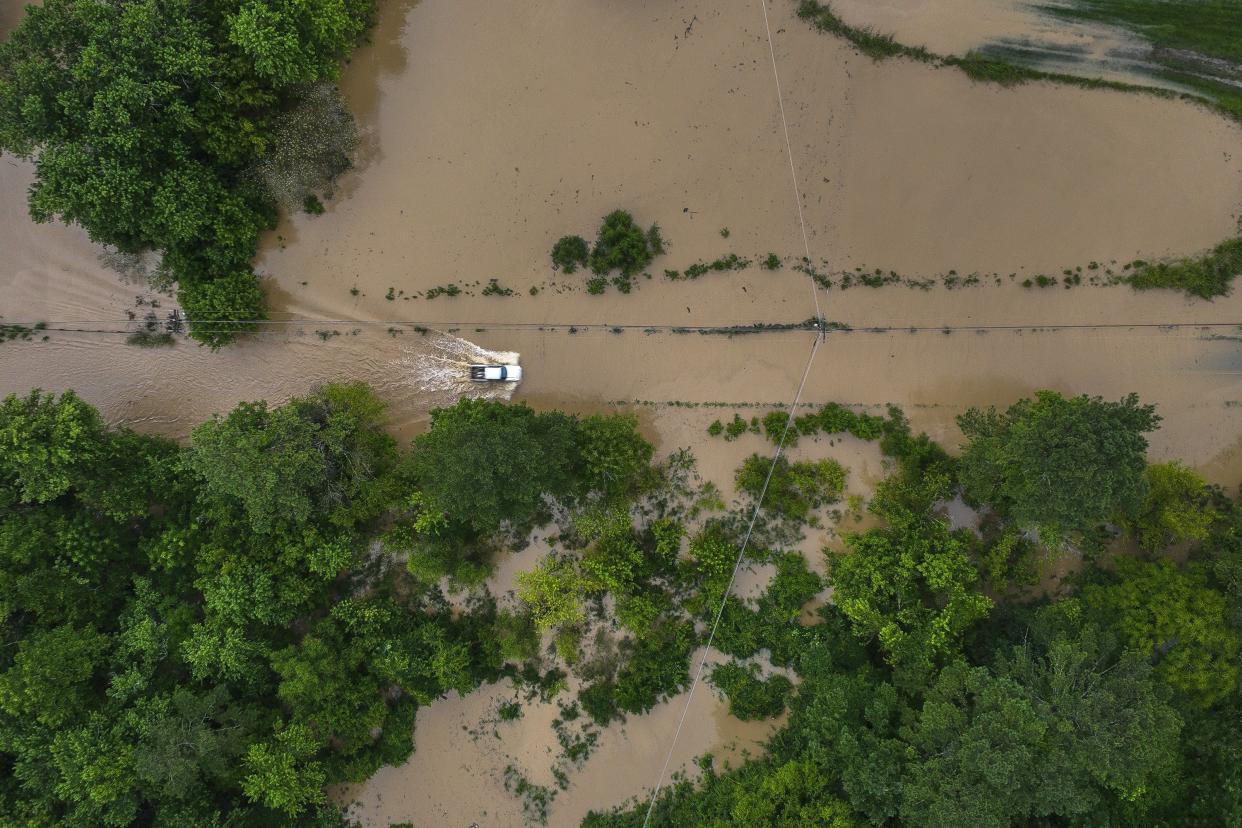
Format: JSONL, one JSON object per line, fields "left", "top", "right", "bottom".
{"left": 0, "top": 384, "right": 496, "bottom": 825}
{"left": 576, "top": 413, "right": 654, "bottom": 497}
{"left": 410, "top": 400, "right": 653, "bottom": 533}
{"left": 1083, "top": 557, "right": 1240, "bottom": 707}
{"left": 0, "top": 0, "right": 374, "bottom": 345}
{"left": 957, "top": 391, "right": 1160, "bottom": 540}
{"left": 0, "top": 389, "right": 106, "bottom": 506}
{"left": 830, "top": 477, "right": 992, "bottom": 688}
{"left": 1132, "top": 461, "right": 1214, "bottom": 551}
{"left": 188, "top": 382, "right": 397, "bottom": 534}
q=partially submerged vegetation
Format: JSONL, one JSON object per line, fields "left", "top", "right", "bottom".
{"left": 551, "top": 210, "right": 666, "bottom": 294}
{"left": 1129, "top": 237, "right": 1242, "bottom": 299}
{"left": 0, "top": 386, "right": 660, "bottom": 824}
{"left": 793, "top": 0, "right": 1242, "bottom": 125}
{"left": 0, "top": 1, "right": 377, "bottom": 348}
{"left": 543, "top": 233, "right": 1242, "bottom": 299}
{"left": 792, "top": 0, "right": 1242, "bottom": 299}
{"left": 3, "top": 383, "right": 1241, "bottom": 825}
{"left": 588, "top": 389, "right": 1242, "bottom": 826}
{"left": 0, "top": 321, "right": 46, "bottom": 344}
{"left": 1043, "top": 0, "right": 1242, "bottom": 123}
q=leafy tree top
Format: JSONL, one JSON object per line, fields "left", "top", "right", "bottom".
{"left": 957, "top": 391, "right": 1160, "bottom": 539}
{"left": 0, "top": 0, "right": 375, "bottom": 345}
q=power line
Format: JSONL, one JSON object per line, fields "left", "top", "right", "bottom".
{"left": 10, "top": 319, "right": 1242, "bottom": 336}
{"left": 640, "top": 1, "right": 832, "bottom": 823}
{"left": 641, "top": 334, "right": 820, "bottom": 828}
{"left": 757, "top": 0, "right": 821, "bottom": 326}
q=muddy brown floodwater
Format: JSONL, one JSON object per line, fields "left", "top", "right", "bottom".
{"left": 825, "top": 0, "right": 1208, "bottom": 92}
{"left": 3, "top": 0, "right": 1242, "bottom": 824}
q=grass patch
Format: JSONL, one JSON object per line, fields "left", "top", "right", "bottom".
{"left": 947, "top": 52, "right": 1047, "bottom": 85}
{"left": 0, "top": 322, "right": 42, "bottom": 343}
{"left": 126, "top": 330, "right": 175, "bottom": 348}
{"left": 424, "top": 284, "right": 462, "bottom": 300}
{"left": 795, "top": 0, "right": 934, "bottom": 62}
{"left": 1045, "top": 0, "right": 1242, "bottom": 63}
{"left": 482, "top": 278, "right": 515, "bottom": 297}
{"left": 668, "top": 254, "right": 751, "bottom": 281}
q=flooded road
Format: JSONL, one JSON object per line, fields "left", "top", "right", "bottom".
{"left": 3, "top": 323, "right": 1241, "bottom": 480}
{"left": 2, "top": 0, "right": 1242, "bottom": 824}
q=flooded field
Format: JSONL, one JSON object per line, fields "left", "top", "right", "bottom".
{"left": 826, "top": 0, "right": 1233, "bottom": 94}
{"left": 333, "top": 657, "right": 777, "bottom": 826}
{"left": 255, "top": 0, "right": 1241, "bottom": 324}
{"left": 2, "top": 0, "right": 1242, "bottom": 824}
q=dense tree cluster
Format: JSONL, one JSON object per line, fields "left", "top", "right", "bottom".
{"left": 588, "top": 390, "right": 1242, "bottom": 827}
{"left": 4, "top": 383, "right": 1240, "bottom": 826}
{"left": 0, "top": 0, "right": 375, "bottom": 347}
{"left": 957, "top": 391, "right": 1160, "bottom": 543}
{"left": 0, "top": 386, "right": 658, "bottom": 824}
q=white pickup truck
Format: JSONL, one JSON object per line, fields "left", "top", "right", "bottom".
{"left": 469, "top": 364, "right": 522, "bottom": 383}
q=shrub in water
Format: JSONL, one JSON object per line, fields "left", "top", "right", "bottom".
{"left": 552, "top": 235, "right": 589, "bottom": 273}
{"left": 710, "top": 662, "right": 792, "bottom": 720}
{"left": 589, "top": 211, "right": 660, "bottom": 277}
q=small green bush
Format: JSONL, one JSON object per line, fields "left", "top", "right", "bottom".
{"left": 579, "top": 681, "right": 618, "bottom": 726}
{"left": 707, "top": 419, "right": 724, "bottom": 437}
{"left": 494, "top": 610, "right": 540, "bottom": 664}
{"left": 709, "top": 662, "right": 792, "bottom": 720}
{"left": 552, "top": 235, "right": 590, "bottom": 273}
{"left": 586, "top": 276, "right": 608, "bottom": 295}
{"left": 689, "top": 522, "right": 738, "bottom": 585}
{"left": 425, "top": 284, "right": 462, "bottom": 299}
{"left": 125, "top": 330, "right": 175, "bottom": 348}
{"left": 482, "top": 278, "right": 515, "bottom": 296}
{"left": 737, "top": 454, "right": 846, "bottom": 522}
{"left": 762, "top": 253, "right": 781, "bottom": 270}
{"left": 614, "top": 622, "right": 694, "bottom": 715}
{"left": 647, "top": 224, "right": 666, "bottom": 256}
{"left": 589, "top": 211, "right": 662, "bottom": 277}
{"left": 762, "top": 411, "right": 796, "bottom": 445}
{"left": 302, "top": 194, "right": 325, "bottom": 214}
{"left": 672, "top": 253, "right": 750, "bottom": 281}
{"left": 723, "top": 413, "right": 749, "bottom": 441}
